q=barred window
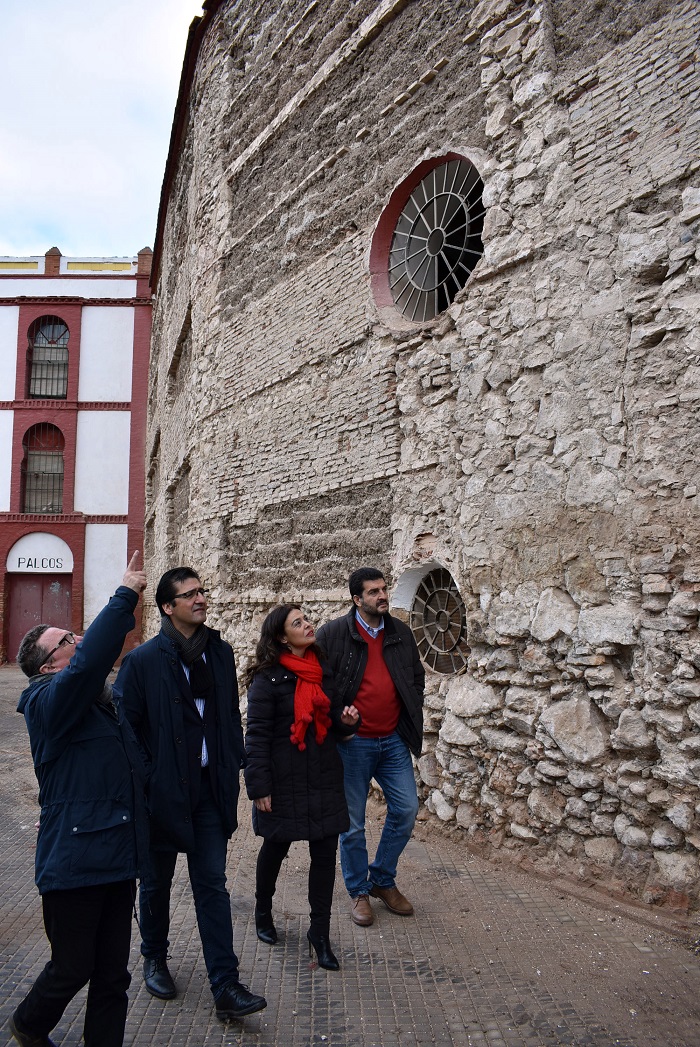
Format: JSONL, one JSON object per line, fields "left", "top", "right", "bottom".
{"left": 27, "top": 316, "right": 69, "bottom": 399}
{"left": 370, "top": 154, "right": 485, "bottom": 326}
{"left": 410, "top": 567, "right": 469, "bottom": 674}
{"left": 22, "top": 424, "right": 65, "bottom": 514}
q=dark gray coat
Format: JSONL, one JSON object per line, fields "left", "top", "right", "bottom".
{"left": 244, "top": 662, "right": 355, "bottom": 842}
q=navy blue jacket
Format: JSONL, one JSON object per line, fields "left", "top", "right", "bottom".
{"left": 17, "top": 586, "right": 148, "bottom": 895}
{"left": 244, "top": 661, "right": 355, "bottom": 842}
{"left": 316, "top": 609, "right": 425, "bottom": 757}
{"left": 114, "top": 627, "right": 245, "bottom": 852}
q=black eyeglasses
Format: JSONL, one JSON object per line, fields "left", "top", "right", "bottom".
{"left": 38, "top": 631, "right": 76, "bottom": 669}
{"left": 169, "top": 587, "right": 209, "bottom": 602}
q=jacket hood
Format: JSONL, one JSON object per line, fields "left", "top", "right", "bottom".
{"left": 17, "top": 673, "right": 49, "bottom": 715}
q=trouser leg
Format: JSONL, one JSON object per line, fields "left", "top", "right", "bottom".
{"left": 138, "top": 848, "right": 177, "bottom": 960}
{"left": 186, "top": 777, "right": 239, "bottom": 996}
{"left": 82, "top": 881, "right": 134, "bottom": 1047}
{"left": 338, "top": 737, "right": 379, "bottom": 897}
{"left": 255, "top": 839, "right": 291, "bottom": 911}
{"left": 370, "top": 732, "right": 419, "bottom": 889}
{"left": 308, "top": 835, "right": 338, "bottom": 938}
{"left": 15, "top": 883, "right": 131, "bottom": 1043}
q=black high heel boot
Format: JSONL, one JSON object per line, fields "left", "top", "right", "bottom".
{"left": 307, "top": 930, "right": 339, "bottom": 970}
{"left": 255, "top": 908, "right": 278, "bottom": 945}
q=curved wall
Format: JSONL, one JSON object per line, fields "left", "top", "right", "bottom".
{"left": 148, "top": 0, "right": 700, "bottom": 911}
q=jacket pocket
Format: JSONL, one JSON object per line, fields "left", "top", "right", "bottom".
{"left": 66, "top": 799, "right": 134, "bottom": 879}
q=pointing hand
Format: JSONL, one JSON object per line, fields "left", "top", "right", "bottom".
{"left": 123, "top": 550, "right": 147, "bottom": 594}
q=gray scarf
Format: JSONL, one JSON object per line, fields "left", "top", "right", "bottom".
{"left": 160, "top": 617, "right": 213, "bottom": 697}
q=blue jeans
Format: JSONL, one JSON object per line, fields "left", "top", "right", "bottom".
{"left": 338, "top": 731, "right": 419, "bottom": 898}
{"left": 139, "top": 776, "right": 238, "bottom": 996}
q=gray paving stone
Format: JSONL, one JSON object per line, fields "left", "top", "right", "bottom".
{"left": 1, "top": 664, "right": 699, "bottom": 1046}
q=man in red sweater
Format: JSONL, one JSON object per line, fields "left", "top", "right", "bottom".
{"left": 316, "top": 567, "right": 425, "bottom": 926}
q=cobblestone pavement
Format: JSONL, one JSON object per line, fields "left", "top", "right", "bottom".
{"left": 1, "top": 664, "right": 700, "bottom": 1046}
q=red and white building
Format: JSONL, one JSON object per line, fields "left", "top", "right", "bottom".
{"left": 0, "top": 247, "right": 152, "bottom": 662}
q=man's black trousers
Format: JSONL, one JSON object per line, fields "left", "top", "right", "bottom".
{"left": 14, "top": 879, "right": 135, "bottom": 1047}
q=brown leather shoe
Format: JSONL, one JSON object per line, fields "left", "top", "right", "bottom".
{"left": 350, "top": 894, "right": 374, "bottom": 926}
{"left": 369, "top": 884, "right": 414, "bottom": 916}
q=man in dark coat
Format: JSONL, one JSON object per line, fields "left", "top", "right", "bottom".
{"left": 316, "top": 566, "right": 425, "bottom": 928}
{"left": 113, "top": 567, "right": 266, "bottom": 1022}
{"left": 11, "top": 552, "right": 148, "bottom": 1047}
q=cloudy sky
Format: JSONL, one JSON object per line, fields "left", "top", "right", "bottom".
{"left": 0, "top": 0, "right": 204, "bottom": 258}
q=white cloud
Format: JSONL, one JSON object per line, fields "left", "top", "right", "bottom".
{"left": 0, "top": 0, "right": 203, "bottom": 256}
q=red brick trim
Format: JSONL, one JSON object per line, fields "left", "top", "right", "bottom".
{"left": 0, "top": 296, "right": 152, "bottom": 307}
{"left": 0, "top": 401, "right": 132, "bottom": 411}
{"left": 83, "top": 515, "right": 129, "bottom": 524}
{"left": 0, "top": 513, "right": 85, "bottom": 523}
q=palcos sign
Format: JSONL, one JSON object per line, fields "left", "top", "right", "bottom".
{"left": 6, "top": 533, "right": 74, "bottom": 574}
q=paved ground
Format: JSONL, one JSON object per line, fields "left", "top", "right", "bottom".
{"left": 1, "top": 663, "right": 700, "bottom": 1046}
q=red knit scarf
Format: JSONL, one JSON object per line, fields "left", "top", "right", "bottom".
{"left": 279, "top": 649, "right": 331, "bottom": 751}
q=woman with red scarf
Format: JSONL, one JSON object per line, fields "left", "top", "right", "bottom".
{"left": 244, "top": 605, "right": 359, "bottom": 970}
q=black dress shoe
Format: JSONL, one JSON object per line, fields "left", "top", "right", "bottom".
{"left": 307, "top": 931, "right": 340, "bottom": 971}
{"left": 143, "top": 956, "right": 177, "bottom": 999}
{"left": 255, "top": 908, "right": 278, "bottom": 945}
{"left": 9, "top": 1014, "right": 57, "bottom": 1047}
{"left": 215, "top": 982, "right": 267, "bottom": 1020}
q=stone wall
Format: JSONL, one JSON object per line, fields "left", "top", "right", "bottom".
{"left": 148, "top": 0, "right": 700, "bottom": 910}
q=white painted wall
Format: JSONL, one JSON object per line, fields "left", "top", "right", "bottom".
{"left": 0, "top": 306, "right": 19, "bottom": 399}
{"left": 78, "top": 307, "right": 134, "bottom": 402}
{"left": 83, "top": 523, "right": 128, "bottom": 627}
{"left": 0, "top": 279, "right": 137, "bottom": 300}
{"left": 0, "top": 410, "right": 13, "bottom": 510}
{"left": 74, "top": 412, "right": 131, "bottom": 514}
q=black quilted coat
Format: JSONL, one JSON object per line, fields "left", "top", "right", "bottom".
{"left": 244, "top": 661, "right": 356, "bottom": 842}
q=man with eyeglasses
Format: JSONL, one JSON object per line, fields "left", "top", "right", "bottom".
{"left": 113, "top": 568, "right": 266, "bottom": 1022}
{"left": 11, "top": 552, "right": 148, "bottom": 1047}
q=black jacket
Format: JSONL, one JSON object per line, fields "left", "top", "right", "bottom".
{"left": 244, "top": 661, "right": 355, "bottom": 842}
{"left": 17, "top": 586, "right": 148, "bottom": 894}
{"left": 114, "top": 627, "right": 245, "bottom": 852}
{"left": 316, "top": 609, "right": 425, "bottom": 757}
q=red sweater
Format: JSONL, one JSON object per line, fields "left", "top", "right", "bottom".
{"left": 354, "top": 623, "right": 401, "bottom": 737}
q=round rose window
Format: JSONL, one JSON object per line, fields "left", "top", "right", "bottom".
{"left": 371, "top": 155, "right": 484, "bottom": 325}
{"left": 410, "top": 567, "right": 469, "bottom": 674}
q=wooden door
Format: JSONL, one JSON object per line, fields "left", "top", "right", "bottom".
{"left": 7, "top": 574, "right": 72, "bottom": 663}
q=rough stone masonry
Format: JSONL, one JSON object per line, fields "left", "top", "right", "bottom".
{"left": 147, "top": 0, "right": 700, "bottom": 911}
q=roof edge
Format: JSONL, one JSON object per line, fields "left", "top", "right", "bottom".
{"left": 150, "top": 0, "right": 224, "bottom": 291}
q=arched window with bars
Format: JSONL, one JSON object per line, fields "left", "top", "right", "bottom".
{"left": 410, "top": 567, "right": 469, "bottom": 675}
{"left": 21, "top": 423, "right": 65, "bottom": 514}
{"left": 26, "top": 316, "right": 69, "bottom": 399}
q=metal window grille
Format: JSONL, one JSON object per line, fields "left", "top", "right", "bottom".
{"left": 410, "top": 567, "right": 469, "bottom": 675}
{"left": 388, "top": 159, "right": 485, "bottom": 323}
{"left": 22, "top": 424, "right": 65, "bottom": 514}
{"left": 27, "top": 316, "right": 69, "bottom": 399}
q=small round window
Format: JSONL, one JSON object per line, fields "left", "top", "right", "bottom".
{"left": 410, "top": 567, "right": 469, "bottom": 675}
{"left": 371, "top": 154, "right": 485, "bottom": 326}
